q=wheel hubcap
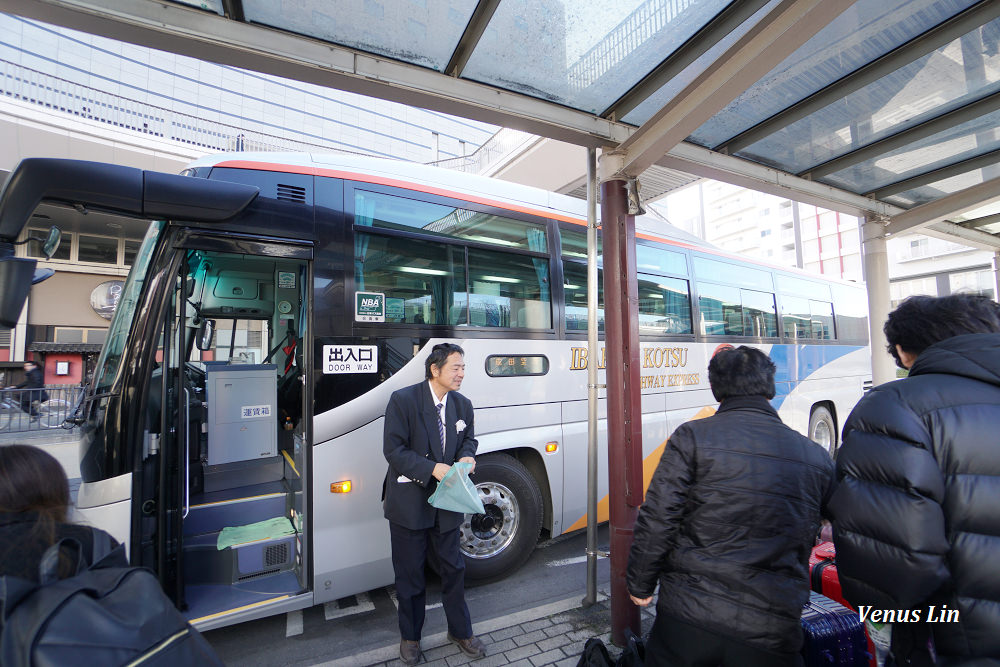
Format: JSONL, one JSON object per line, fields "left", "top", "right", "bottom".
{"left": 813, "top": 420, "right": 833, "bottom": 453}
{"left": 460, "top": 482, "right": 519, "bottom": 560}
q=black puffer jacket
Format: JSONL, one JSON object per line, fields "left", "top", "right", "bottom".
{"left": 627, "top": 396, "right": 836, "bottom": 654}
{"left": 831, "top": 333, "right": 1000, "bottom": 663}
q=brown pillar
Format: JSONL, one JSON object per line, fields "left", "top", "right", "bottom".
{"left": 600, "top": 177, "right": 643, "bottom": 645}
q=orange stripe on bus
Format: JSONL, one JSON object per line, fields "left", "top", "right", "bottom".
{"left": 564, "top": 405, "right": 718, "bottom": 533}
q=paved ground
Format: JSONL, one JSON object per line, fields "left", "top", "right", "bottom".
{"left": 318, "top": 591, "right": 656, "bottom": 667}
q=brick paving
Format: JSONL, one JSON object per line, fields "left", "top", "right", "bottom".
{"left": 349, "top": 594, "right": 656, "bottom": 667}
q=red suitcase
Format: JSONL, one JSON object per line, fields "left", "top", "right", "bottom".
{"left": 808, "top": 542, "right": 879, "bottom": 667}
{"left": 810, "top": 541, "right": 847, "bottom": 606}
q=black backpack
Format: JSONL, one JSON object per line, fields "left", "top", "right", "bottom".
{"left": 577, "top": 637, "right": 615, "bottom": 667}
{"left": 0, "top": 530, "right": 222, "bottom": 666}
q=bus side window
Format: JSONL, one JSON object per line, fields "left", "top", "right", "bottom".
{"left": 698, "top": 283, "right": 741, "bottom": 336}
{"left": 781, "top": 295, "right": 812, "bottom": 339}
{"left": 741, "top": 289, "right": 777, "bottom": 338}
{"left": 810, "top": 300, "right": 835, "bottom": 340}
{"left": 562, "top": 261, "right": 604, "bottom": 333}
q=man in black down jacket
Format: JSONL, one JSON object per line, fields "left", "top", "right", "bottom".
{"left": 830, "top": 294, "right": 1000, "bottom": 666}
{"left": 627, "top": 345, "right": 835, "bottom": 667}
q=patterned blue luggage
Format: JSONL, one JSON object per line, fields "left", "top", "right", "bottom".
{"left": 801, "top": 591, "right": 869, "bottom": 666}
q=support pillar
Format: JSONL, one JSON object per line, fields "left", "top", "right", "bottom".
{"left": 583, "top": 147, "right": 600, "bottom": 608}
{"left": 599, "top": 160, "right": 643, "bottom": 646}
{"left": 992, "top": 251, "right": 1000, "bottom": 301}
{"left": 862, "top": 218, "right": 895, "bottom": 385}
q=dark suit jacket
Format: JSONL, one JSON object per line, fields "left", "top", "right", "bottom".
{"left": 383, "top": 381, "right": 478, "bottom": 531}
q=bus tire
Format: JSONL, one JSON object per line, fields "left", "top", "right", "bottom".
{"left": 460, "top": 453, "right": 542, "bottom": 582}
{"left": 808, "top": 405, "right": 837, "bottom": 457}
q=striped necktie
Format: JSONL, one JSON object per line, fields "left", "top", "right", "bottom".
{"left": 436, "top": 403, "right": 446, "bottom": 457}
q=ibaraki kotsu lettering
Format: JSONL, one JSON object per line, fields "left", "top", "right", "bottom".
{"left": 642, "top": 347, "right": 688, "bottom": 369}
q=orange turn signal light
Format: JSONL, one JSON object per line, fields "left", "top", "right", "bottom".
{"left": 330, "top": 480, "right": 353, "bottom": 493}
{"left": 545, "top": 442, "right": 558, "bottom": 453}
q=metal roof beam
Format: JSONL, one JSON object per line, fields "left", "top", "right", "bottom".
{"left": 2, "top": 0, "right": 633, "bottom": 148}
{"left": 801, "top": 90, "right": 1000, "bottom": 180}
{"left": 444, "top": 0, "right": 499, "bottom": 78}
{"left": 658, "top": 140, "right": 897, "bottom": 219}
{"left": 864, "top": 147, "right": 1000, "bottom": 199}
{"left": 718, "top": 0, "right": 1000, "bottom": 154}
{"left": 886, "top": 173, "right": 1000, "bottom": 235}
{"left": 603, "top": 0, "right": 771, "bottom": 121}
{"left": 613, "top": 0, "right": 855, "bottom": 179}
{"left": 922, "top": 221, "right": 1000, "bottom": 250}
{"left": 957, "top": 211, "right": 1000, "bottom": 229}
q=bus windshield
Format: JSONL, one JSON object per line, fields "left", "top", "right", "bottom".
{"left": 92, "top": 220, "right": 164, "bottom": 393}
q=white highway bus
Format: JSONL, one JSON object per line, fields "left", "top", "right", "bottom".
{"left": 0, "top": 154, "right": 870, "bottom": 630}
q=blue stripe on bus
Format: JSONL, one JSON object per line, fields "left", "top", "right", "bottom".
{"left": 768, "top": 344, "right": 865, "bottom": 410}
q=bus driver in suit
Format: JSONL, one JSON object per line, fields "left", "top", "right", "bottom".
{"left": 383, "top": 342, "right": 486, "bottom": 665}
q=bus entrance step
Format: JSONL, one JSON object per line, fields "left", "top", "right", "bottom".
{"left": 183, "top": 524, "right": 297, "bottom": 585}
{"left": 184, "top": 492, "right": 287, "bottom": 537}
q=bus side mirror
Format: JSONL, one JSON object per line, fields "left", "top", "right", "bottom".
{"left": 196, "top": 319, "right": 216, "bottom": 351}
{"left": 0, "top": 256, "right": 36, "bottom": 327}
{"left": 42, "top": 226, "right": 61, "bottom": 260}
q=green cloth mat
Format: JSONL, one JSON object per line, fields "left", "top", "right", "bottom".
{"left": 217, "top": 516, "right": 295, "bottom": 550}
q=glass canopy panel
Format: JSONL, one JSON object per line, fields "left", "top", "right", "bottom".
{"left": 167, "top": 0, "right": 223, "bottom": 14}
{"left": 623, "top": 0, "right": 780, "bottom": 126}
{"left": 685, "top": 0, "right": 980, "bottom": 148}
{"left": 241, "top": 0, "right": 477, "bottom": 71}
{"left": 734, "top": 16, "right": 1000, "bottom": 173}
{"left": 818, "top": 108, "right": 1000, "bottom": 194}
{"left": 889, "top": 170, "right": 994, "bottom": 208}
{"left": 461, "top": 0, "right": 732, "bottom": 115}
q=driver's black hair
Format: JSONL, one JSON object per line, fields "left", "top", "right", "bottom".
{"left": 425, "top": 343, "right": 465, "bottom": 379}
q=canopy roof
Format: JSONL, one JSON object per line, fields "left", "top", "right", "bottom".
{"left": 5, "top": 0, "right": 1000, "bottom": 249}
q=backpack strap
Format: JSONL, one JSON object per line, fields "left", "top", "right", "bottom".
{"left": 38, "top": 537, "right": 88, "bottom": 585}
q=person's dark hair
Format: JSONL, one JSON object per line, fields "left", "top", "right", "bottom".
{"left": 0, "top": 444, "right": 70, "bottom": 520}
{"left": 0, "top": 444, "right": 71, "bottom": 556}
{"left": 707, "top": 345, "right": 776, "bottom": 401}
{"left": 885, "top": 294, "right": 1000, "bottom": 367}
{"left": 425, "top": 343, "right": 465, "bottom": 379}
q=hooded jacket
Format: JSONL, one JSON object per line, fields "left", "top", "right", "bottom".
{"left": 627, "top": 395, "right": 835, "bottom": 655}
{"left": 831, "top": 333, "right": 1000, "bottom": 663}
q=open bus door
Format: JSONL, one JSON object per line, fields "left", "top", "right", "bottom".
{"left": 142, "top": 235, "right": 314, "bottom": 627}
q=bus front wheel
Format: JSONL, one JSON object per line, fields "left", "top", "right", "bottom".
{"left": 460, "top": 453, "right": 542, "bottom": 581}
{"left": 808, "top": 405, "right": 837, "bottom": 457}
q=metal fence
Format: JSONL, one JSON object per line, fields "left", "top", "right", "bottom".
{"left": 428, "top": 127, "right": 536, "bottom": 175}
{"left": 0, "top": 385, "right": 83, "bottom": 434}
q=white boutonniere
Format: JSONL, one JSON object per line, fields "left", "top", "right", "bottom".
{"left": 456, "top": 419, "right": 467, "bottom": 433}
